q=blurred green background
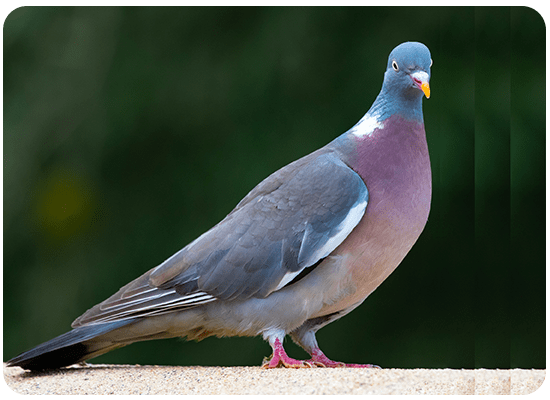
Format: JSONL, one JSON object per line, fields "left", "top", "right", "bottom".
{"left": 3, "top": 7, "right": 545, "bottom": 369}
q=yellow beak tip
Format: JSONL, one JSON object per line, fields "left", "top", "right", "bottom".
{"left": 421, "top": 82, "right": 431, "bottom": 99}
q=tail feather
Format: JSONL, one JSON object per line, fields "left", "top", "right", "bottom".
{"left": 7, "top": 320, "right": 133, "bottom": 371}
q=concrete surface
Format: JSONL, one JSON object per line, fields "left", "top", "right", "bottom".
{"left": 3, "top": 363, "right": 546, "bottom": 395}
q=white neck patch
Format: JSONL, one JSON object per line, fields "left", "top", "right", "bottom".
{"left": 349, "top": 112, "right": 384, "bottom": 138}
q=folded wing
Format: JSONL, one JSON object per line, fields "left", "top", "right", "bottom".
{"left": 73, "top": 150, "right": 368, "bottom": 327}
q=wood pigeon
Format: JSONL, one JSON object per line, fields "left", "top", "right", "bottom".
{"left": 7, "top": 41, "right": 432, "bottom": 370}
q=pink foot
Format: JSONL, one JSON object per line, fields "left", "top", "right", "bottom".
{"left": 307, "top": 348, "right": 381, "bottom": 369}
{"left": 261, "top": 338, "right": 314, "bottom": 369}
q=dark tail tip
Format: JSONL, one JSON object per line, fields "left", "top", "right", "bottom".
{"left": 7, "top": 342, "right": 90, "bottom": 371}
{"left": 6, "top": 319, "right": 133, "bottom": 371}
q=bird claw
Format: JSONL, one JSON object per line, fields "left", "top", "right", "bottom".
{"left": 306, "top": 360, "right": 344, "bottom": 368}
{"left": 341, "top": 363, "right": 381, "bottom": 369}
{"left": 262, "top": 337, "right": 317, "bottom": 369}
{"left": 261, "top": 354, "right": 380, "bottom": 369}
{"left": 261, "top": 337, "right": 380, "bottom": 369}
{"left": 309, "top": 359, "right": 380, "bottom": 368}
{"left": 261, "top": 355, "right": 315, "bottom": 369}
{"left": 307, "top": 349, "right": 381, "bottom": 368}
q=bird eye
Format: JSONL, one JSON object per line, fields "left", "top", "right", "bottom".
{"left": 430, "top": 59, "right": 433, "bottom": 67}
{"left": 392, "top": 60, "right": 399, "bottom": 72}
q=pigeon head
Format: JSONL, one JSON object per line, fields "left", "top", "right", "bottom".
{"left": 385, "top": 42, "right": 431, "bottom": 98}
{"left": 369, "top": 42, "right": 432, "bottom": 122}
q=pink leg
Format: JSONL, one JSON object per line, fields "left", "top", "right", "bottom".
{"left": 261, "top": 338, "right": 314, "bottom": 369}
{"left": 307, "top": 347, "right": 380, "bottom": 368}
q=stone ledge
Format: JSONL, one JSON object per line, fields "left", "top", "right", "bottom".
{"left": 3, "top": 364, "right": 546, "bottom": 395}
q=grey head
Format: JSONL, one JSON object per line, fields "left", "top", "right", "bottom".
{"left": 370, "top": 41, "right": 432, "bottom": 122}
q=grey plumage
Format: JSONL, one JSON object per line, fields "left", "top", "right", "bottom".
{"left": 7, "top": 41, "right": 432, "bottom": 370}
{"left": 73, "top": 150, "right": 368, "bottom": 327}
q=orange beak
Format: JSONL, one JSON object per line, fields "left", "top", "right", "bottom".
{"left": 421, "top": 81, "right": 430, "bottom": 99}
{"left": 411, "top": 71, "right": 431, "bottom": 99}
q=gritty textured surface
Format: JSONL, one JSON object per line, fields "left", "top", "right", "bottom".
{"left": 2, "top": 364, "right": 546, "bottom": 395}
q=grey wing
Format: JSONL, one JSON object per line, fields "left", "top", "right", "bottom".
{"left": 72, "top": 150, "right": 368, "bottom": 327}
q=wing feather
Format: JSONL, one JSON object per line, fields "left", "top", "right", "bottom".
{"left": 73, "top": 149, "right": 368, "bottom": 327}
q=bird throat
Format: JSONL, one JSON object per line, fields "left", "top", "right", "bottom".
{"left": 350, "top": 114, "right": 428, "bottom": 187}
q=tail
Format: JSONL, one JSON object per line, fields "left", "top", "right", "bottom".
{"left": 6, "top": 319, "right": 134, "bottom": 371}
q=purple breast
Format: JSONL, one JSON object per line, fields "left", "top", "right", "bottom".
{"left": 335, "top": 115, "right": 432, "bottom": 295}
